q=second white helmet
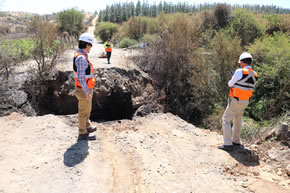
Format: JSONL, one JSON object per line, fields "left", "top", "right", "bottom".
{"left": 238, "top": 52, "right": 252, "bottom": 63}
{"left": 79, "top": 33, "right": 94, "bottom": 44}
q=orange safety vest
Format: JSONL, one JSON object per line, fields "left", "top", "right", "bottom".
{"left": 73, "top": 51, "right": 96, "bottom": 89}
{"left": 229, "top": 68, "right": 258, "bottom": 100}
{"left": 104, "top": 41, "right": 112, "bottom": 52}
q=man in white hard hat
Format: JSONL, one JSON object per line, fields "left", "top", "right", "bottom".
{"left": 73, "top": 33, "right": 97, "bottom": 140}
{"left": 218, "top": 52, "right": 258, "bottom": 150}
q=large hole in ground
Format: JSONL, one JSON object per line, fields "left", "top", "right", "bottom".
{"left": 41, "top": 89, "right": 135, "bottom": 121}
{"left": 5, "top": 70, "right": 154, "bottom": 121}
{"left": 90, "top": 90, "right": 134, "bottom": 121}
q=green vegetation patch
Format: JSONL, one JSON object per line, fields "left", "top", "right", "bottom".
{"left": 94, "top": 22, "right": 118, "bottom": 42}
{"left": 118, "top": 38, "right": 138, "bottom": 48}
{"left": 1, "top": 39, "right": 34, "bottom": 60}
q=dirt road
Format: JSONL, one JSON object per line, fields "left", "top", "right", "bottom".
{"left": 57, "top": 15, "right": 139, "bottom": 72}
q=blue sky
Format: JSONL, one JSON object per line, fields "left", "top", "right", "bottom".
{"left": 1, "top": 0, "right": 290, "bottom": 14}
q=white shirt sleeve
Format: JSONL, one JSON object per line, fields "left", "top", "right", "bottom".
{"left": 228, "top": 69, "right": 243, "bottom": 87}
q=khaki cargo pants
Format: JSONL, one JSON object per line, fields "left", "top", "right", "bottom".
{"left": 222, "top": 98, "right": 249, "bottom": 145}
{"left": 75, "top": 87, "right": 93, "bottom": 135}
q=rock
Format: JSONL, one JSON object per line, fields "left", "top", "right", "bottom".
{"left": 286, "top": 164, "right": 290, "bottom": 176}
{"left": 241, "top": 184, "right": 248, "bottom": 188}
{"left": 0, "top": 86, "right": 36, "bottom": 117}
{"left": 260, "top": 123, "right": 289, "bottom": 143}
{"left": 275, "top": 122, "right": 288, "bottom": 141}
{"left": 253, "top": 171, "right": 260, "bottom": 176}
{"left": 250, "top": 144, "right": 259, "bottom": 150}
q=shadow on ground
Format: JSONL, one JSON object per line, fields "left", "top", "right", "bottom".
{"left": 227, "top": 146, "right": 260, "bottom": 166}
{"left": 64, "top": 140, "right": 89, "bottom": 167}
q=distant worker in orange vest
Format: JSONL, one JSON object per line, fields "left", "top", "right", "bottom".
{"left": 73, "top": 33, "right": 97, "bottom": 141}
{"left": 104, "top": 38, "right": 113, "bottom": 64}
{"left": 218, "top": 52, "right": 258, "bottom": 151}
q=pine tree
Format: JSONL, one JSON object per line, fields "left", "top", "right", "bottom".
{"left": 158, "top": 1, "right": 163, "bottom": 13}
{"left": 151, "top": 4, "right": 157, "bottom": 17}
{"left": 104, "top": 6, "right": 109, "bottom": 22}
{"left": 121, "top": 3, "right": 127, "bottom": 22}
{"left": 136, "top": 0, "right": 141, "bottom": 16}
{"left": 98, "top": 10, "right": 103, "bottom": 22}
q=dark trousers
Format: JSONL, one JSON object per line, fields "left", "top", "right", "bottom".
{"left": 106, "top": 52, "right": 111, "bottom": 63}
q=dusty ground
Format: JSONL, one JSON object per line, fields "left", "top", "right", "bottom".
{"left": 0, "top": 112, "right": 289, "bottom": 193}
{"left": 57, "top": 40, "right": 139, "bottom": 72}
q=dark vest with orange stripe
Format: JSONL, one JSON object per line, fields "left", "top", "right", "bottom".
{"left": 229, "top": 68, "right": 258, "bottom": 100}
{"left": 73, "top": 51, "right": 95, "bottom": 89}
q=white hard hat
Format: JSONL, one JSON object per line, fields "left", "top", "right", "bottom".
{"left": 238, "top": 52, "right": 253, "bottom": 63}
{"left": 79, "top": 33, "right": 94, "bottom": 44}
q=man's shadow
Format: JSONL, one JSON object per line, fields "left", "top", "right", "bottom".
{"left": 226, "top": 146, "right": 260, "bottom": 166}
{"left": 64, "top": 140, "right": 89, "bottom": 167}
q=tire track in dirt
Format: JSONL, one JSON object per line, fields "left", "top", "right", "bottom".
{"left": 97, "top": 123, "right": 144, "bottom": 193}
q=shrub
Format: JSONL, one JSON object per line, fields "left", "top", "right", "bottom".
{"left": 133, "top": 14, "right": 209, "bottom": 125}
{"left": 247, "top": 32, "right": 290, "bottom": 120}
{"left": 265, "top": 14, "right": 290, "bottom": 35}
{"left": 0, "top": 39, "right": 33, "bottom": 79}
{"left": 29, "top": 16, "right": 66, "bottom": 78}
{"left": 200, "top": 11, "right": 217, "bottom": 31}
{"left": 57, "top": 8, "right": 85, "bottom": 38}
{"left": 208, "top": 31, "right": 242, "bottom": 106}
{"left": 112, "top": 23, "right": 128, "bottom": 43}
{"left": 202, "top": 105, "right": 224, "bottom": 130}
{"left": 0, "top": 25, "right": 10, "bottom": 35}
{"left": 126, "top": 16, "right": 149, "bottom": 40}
{"left": 94, "top": 22, "right": 118, "bottom": 42}
{"left": 1, "top": 39, "right": 33, "bottom": 60}
{"left": 136, "top": 14, "right": 200, "bottom": 87}
{"left": 113, "top": 13, "right": 174, "bottom": 43}
{"left": 214, "top": 4, "right": 231, "bottom": 29}
{"left": 225, "top": 9, "right": 266, "bottom": 46}
{"left": 118, "top": 38, "right": 138, "bottom": 48}
{"left": 139, "top": 34, "right": 159, "bottom": 44}
{"left": 24, "top": 16, "right": 67, "bottom": 109}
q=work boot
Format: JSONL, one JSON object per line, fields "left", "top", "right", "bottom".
{"left": 233, "top": 142, "right": 244, "bottom": 149}
{"left": 233, "top": 142, "right": 241, "bottom": 146}
{"left": 218, "top": 145, "right": 234, "bottom": 151}
{"left": 77, "top": 133, "right": 96, "bottom": 141}
{"left": 87, "top": 126, "right": 97, "bottom": 133}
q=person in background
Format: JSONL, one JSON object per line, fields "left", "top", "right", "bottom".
{"left": 73, "top": 33, "right": 97, "bottom": 141}
{"left": 104, "top": 38, "right": 113, "bottom": 64}
{"left": 218, "top": 52, "right": 258, "bottom": 151}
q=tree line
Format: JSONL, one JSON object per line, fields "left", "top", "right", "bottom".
{"left": 98, "top": 0, "right": 290, "bottom": 23}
